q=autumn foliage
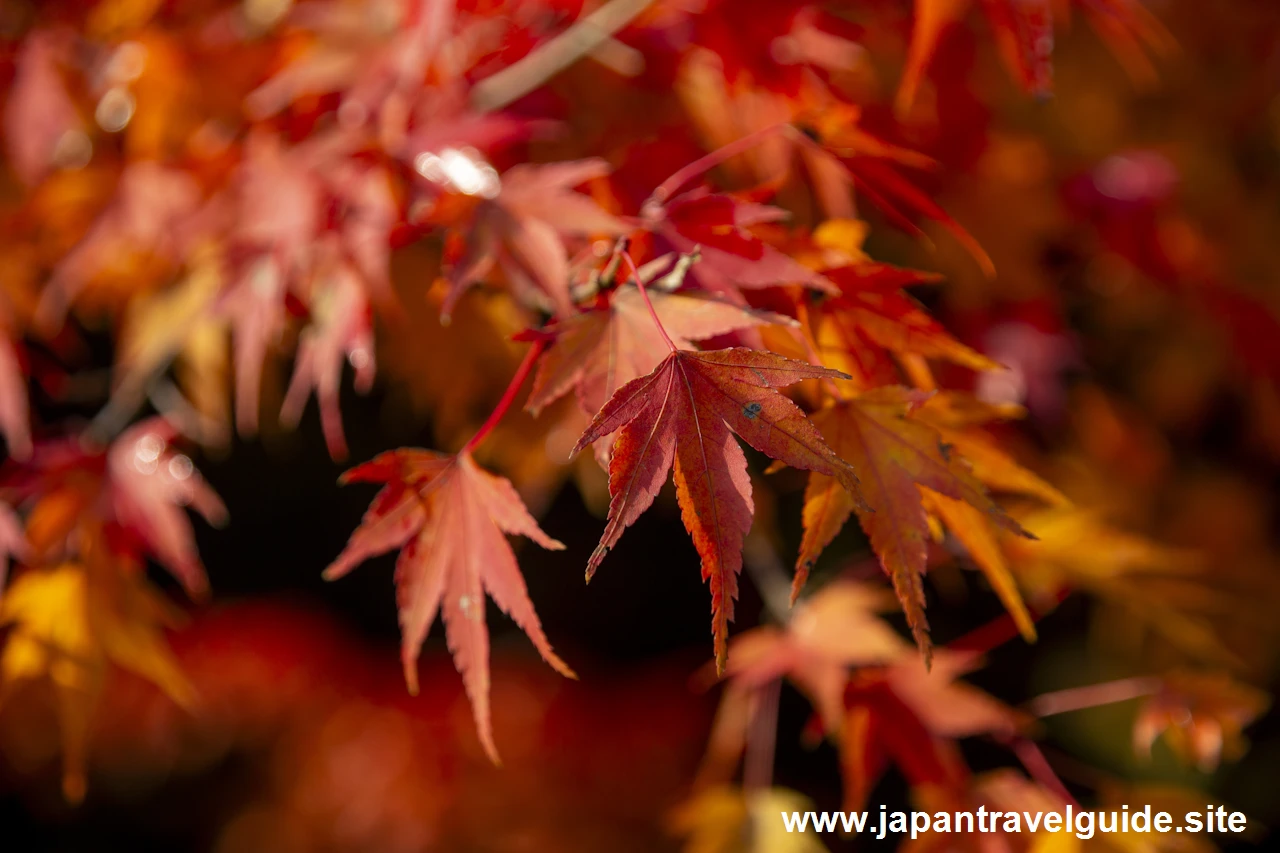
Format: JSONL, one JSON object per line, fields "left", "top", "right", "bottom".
{"left": 1, "top": 0, "right": 1279, "bottom": 850}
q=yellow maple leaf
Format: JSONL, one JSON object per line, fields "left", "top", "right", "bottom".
{"left": 0, "top": 555, "right": 194, "bottom": 802}
{"left": 670, "top": 786, "right": 830, "bottom": 853}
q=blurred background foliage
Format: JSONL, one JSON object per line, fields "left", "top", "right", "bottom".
{"left": 0, "top": 0, "right": 1278, "bottom": 851}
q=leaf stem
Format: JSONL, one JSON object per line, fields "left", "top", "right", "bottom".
{"left": 461, "top": 339, "right": 546, "bottom": 455}
{"left": 947, "top": 588, "right": 1068, "bottom": 656}
{"left": 647, "top": 122, "right": 789, "bottom": 205}
{"left": 618, "top": 246, "right": 677, "bottom": 352}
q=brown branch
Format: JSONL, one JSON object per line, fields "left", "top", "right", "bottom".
{"left": 470, "top": 0, "right": 656, "bottom": 113}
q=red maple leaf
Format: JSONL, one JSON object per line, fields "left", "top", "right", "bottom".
{"left": 325, "top": 448, "right": 574, "bottom": 762}
{"left": 573, "top": 346, "right": 865, "bottom": 671}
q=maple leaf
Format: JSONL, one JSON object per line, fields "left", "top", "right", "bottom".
{"left": 1, "top": 420, "right": 226, "bottom": 599}
{"left": 883, "top": 651, "right": 1024, "bottom": 741}
{"left": 839, "top": 670, "right": 968, "bottom": 811}
{"left": 112, "top": 247, "right": 227, "bottom": 444}
{"left": 444, "top": 158, "right": 628, "bottom": 321}
{"left": 0, "top": 552, "right": 194, "bottom": 803}
{"left": 572, "top": 347, "right": 864, "bottom": 671}
{"left": 106, "top": 420, "right": 228, "bottom": 598}
{"left": 325, "top": 449, "right": 574, "bottom": 762}
{"left": 245, "top": 0, "right": 455, "bottom": 133}
{"left": 898, "top": 0, "right": 1175, "bottom": 113}
{"left": 913, "top": 392, "right": 1068, "bottom": 640}
{"left": 808, "top": 262, "right": 1001, "bottom": 388}
{"left": 528, "top": 258, "right": 795, "bottom": 463}
{"left": 666, "top": 71, "right": 994, "bottom": 274}
{"left": 1133, "top": 671, "right": 1269, "bottom": 771}
{"left": 40, "top": 162, "right": 203, "bottom": 326}
{"left": 213, "top": 131, "right": 391, "bottom": 445}
{"left": 914, "top": 392, "right": 1068, "bottom": 507}
{"left": 683, "top": 0, "right": 865, "bottom": 96}
{"left": 698, "top": 581, "right": 908, "bottom": 787}
{"left": 838, "top": 652, "right": 1020, "bottom": 810}
{"left": 724, "top": 581, "right": 907, "bottom": 728}
{"left": 3, "top": 30, "right": 82, "bottom": 187}
{"left": 1003, "top": 505, "right": 1232, "bottom": 663}
{"left": 796, "top": 387, "right": 1028, "bottom": 659}
{"left": 898, "top": 0, "right": 1054, "bottom": 115}
{"left": 280, "top": 259, "right": 376, "bottom": 460}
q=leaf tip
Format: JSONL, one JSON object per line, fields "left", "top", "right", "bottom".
{"left": 402, "top": 656, "right": 420, "bottom": 697}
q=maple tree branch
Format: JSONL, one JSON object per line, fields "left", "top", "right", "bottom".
{"left": 470, "top": 0, "right": 656, "bottom": 113}
{"left": 648, "top": 122, "right": 790, "bottom": 205}
{"left": 1024, "top": 676, "right": 1163, "bottom": 718}
{"left": 461, "top": 339, "right": 547, "bottom": 455}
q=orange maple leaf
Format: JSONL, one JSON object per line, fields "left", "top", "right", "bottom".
{"left": 807, "top": 262, "right": 1001, "bottom": 388}
{"left": 325, "top": 449, "right": 574, "bottom": 763}
{"left": 797, "top": 388, "right": 1028, "bottom": 659}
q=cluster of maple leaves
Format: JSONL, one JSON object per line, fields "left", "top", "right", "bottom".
{"left": 0, "top": 0, "right": 1269, "bottom": 840}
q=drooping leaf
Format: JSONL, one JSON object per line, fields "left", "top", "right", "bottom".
{"left": 839, "top": 671, "right": 968, "bottom": 811}
{"left": 325, "top": 449, "right": 574, "bottom": 762}
{"left": 245, "top": 0, "right": 456, "bottom": 139}
{"left": 1004, "top": 504, "right": 1231, "bottom": 663}
{"left": 912, "top": 391, "right": 1067, "bottom": 640}
{"left": 698, "top": 581, "right": 908, "bottom": 787}
{"left": 41, "top": 163, "right": 203, "bottom": 325}
{"left": 838, "top": 652, "right": 1022, "bottom": 810}
{"left": 1, "top": 421, "right": 226, "bottom": 600}
{"left": 279, "top": 257, "right": 376, "bottom": 460}
{"left": 898, "top": 0, "right": 1051, "bottom": 115}
{"left": 106, "top": 420, "right": 228, "bottom": 599}
{"left": 0, "top": 552, "right": 194, "bottom": 803}
{"left": 796, "top": 387, "right": 1028, "bottom": 659}
{"left": 573, "top": 347, "right": 864, "bottom": 671}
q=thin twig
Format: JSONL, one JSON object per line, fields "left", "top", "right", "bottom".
{"left": 647, "top": 122, "right": 790, "bottom": 205}
{"left": 1024, "top": 676, "right": 1163, "bottom": 718}
{"left": 470, "top": 0, "right": 657, "bottom": 113}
